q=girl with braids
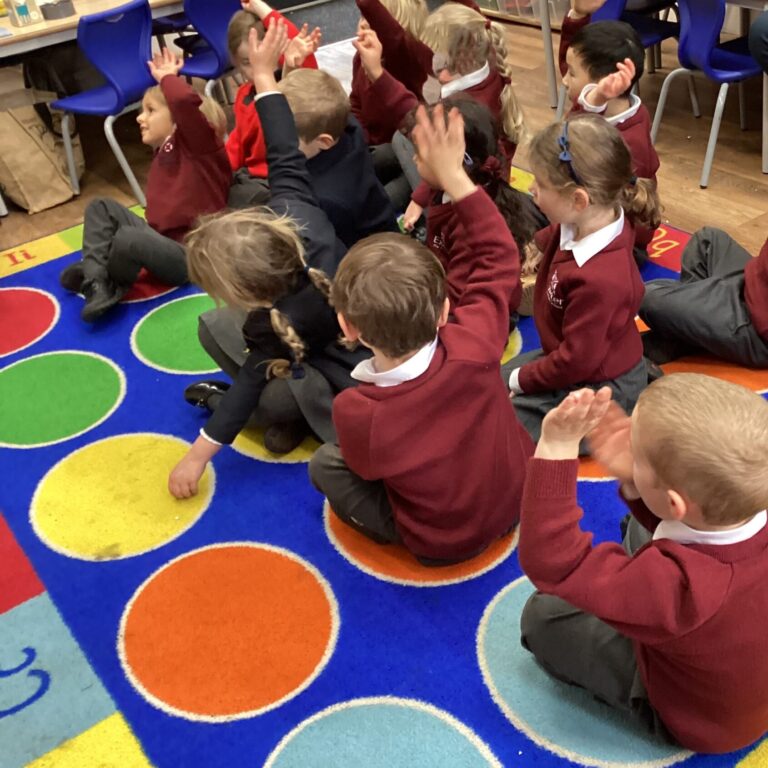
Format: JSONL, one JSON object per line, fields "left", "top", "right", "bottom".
{"left": 169, "top": 19, "right": 352, "bottom": 498}
{"left": 501, "top": 114, "right": 661, "bottom": 449}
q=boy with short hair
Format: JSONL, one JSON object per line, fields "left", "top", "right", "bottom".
{"left": 277, "top": 68, "right": 398, "bottom": 247}
{"left": 309, "top": 104, "right": 534, "bottom": 565}
{"left": 519, "top": 375, "right": 768, "bottom": 753}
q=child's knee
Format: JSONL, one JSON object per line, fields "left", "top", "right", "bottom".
{"left": 308, "top": 443, "right": 338, "bottom": 491}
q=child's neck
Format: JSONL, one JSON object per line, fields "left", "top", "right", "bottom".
{"left": 603, "top": 95, "right": 632, "bottom": 119}
{"left": 371, "top": 348, "right": 419, "bottom": 374}
{"left": 571, "top": 205, "right": 620, "bottom": 241}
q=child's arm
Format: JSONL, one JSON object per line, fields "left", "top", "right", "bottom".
{"left": 558, "top": 0, "right": 598, "bottom": 76}
{"left": 149, "top": 51, "right": 221, "bottom": 155}
{"left": 580, "top": 58, "right": 635, "bottom": 110}
{"left": 242, "top": 0, "right": 318, "bottom": 68}
{"left": 518, "top": 388, "right": 730, "bottom": 643}
{"left": 412, "top": 104, "right": 518, "bottom": 356}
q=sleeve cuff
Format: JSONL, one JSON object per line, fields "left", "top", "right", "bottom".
{"left": 578, "top": 84, "right": 607, "bottom": 113}
{"left": 509, "top": 367, "right": 523, "bottom": 394}
{"left": 199, "top": 428, "right": 222, "bottom": 446}
{"left": 254, "top": 90, "right": 281, "bottom": 102}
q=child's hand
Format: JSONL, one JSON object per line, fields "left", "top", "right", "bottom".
{"left": 570, "top": 0, "right": 607, "bottom": 19}
{"left": 241, "top": 0, "right": 273, "bottom": 19}
{"left": 412, "top": 104, "right": 475, "bottom": 202}
{"left": 402, "top": 200, "right": 423, "bottom": 231}
{"left": 590, "top": 58, "right": 636, "bottom": 105}
{"left": 148, "top": 48, "right": 183, "bottom": 83}
{"left": 587, "top": 399, "right": 638, "bottom": 493}
{"left": 536, "top": 387, "right": 613, "bottom": 460}
{"left": 249, "top": 18, "right": 289, "bottom": 91}
{"left": 168, "top": 454, "right": 207, "bottom": 499}
{"left": 353, "top": 28, "right": 384, "bottom": 82}
{"left": 283, "top": 24, "right": 322, "bottom": 71}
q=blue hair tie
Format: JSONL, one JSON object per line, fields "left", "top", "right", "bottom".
{"left": 629, "top": 175, "right": 638, "bottom": 187}
{"left": 557, "top": 121, "right": 584, "bottom": 187}
{"left": 290, "top": 362, "right": 305, "bottom": 380}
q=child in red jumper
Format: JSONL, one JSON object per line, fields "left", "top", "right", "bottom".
{"left": 226, "top": 0, "right": 319, "bottom": 207}
{"left": 58, "top": 49, "right": 230, "bottom": 322}
{"left": 501, "top": 114, "right": 661, "bottom": 447}
{"left": 559, "top": 0, "right": 660, "bottom": 262}
{"left": 308, "top": 104, "right": 534, "bottom": 565}
{"left": 519, "top": 375, "right": 768, "bottom": 753}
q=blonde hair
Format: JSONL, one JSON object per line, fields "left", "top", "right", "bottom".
{"left": 185, "top": 208, "right": 331, "bottom": 379}
{"left": 634, "top": 374, "right": 768, "bottom": 526}
{"left": 144, "top": 85, "right": 227, "bottom": 140}
{"left": 278, "top": 69, "right": 350, "bottom": 142}
{"left": 372, "top": 0, "right": 428, "bottom": 40}
{"left": 422, "top": 4, "right": 526, "bottom": 146}
{"left": 529, "top": 114, "right": 661, "bottom": 230}
{"left": 227, "top": 9, "right": 263, "bottom": 58}
{"left": 330, "top": 233, "right": 445, "bottom": 358}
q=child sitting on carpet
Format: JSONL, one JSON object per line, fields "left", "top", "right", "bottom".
{"left": 501, "top": 114, "right": 659, "bottom": 447}
{"left": 169, "top": 19, "right": 349, "bottom": 495}
{"left": 58, "top": 49, "right": 230, "bottom": 323}
{"left": 308, "top": 103, "right": 534, "bottom": 565}
{"left": 639, "top": 227, "right": 768, "bottom": 368}
{"left": 518, "top": 374, "right": 768, "bottom": 754}
{"left": 559, "top": 1, "right": 660, "bottom": 263}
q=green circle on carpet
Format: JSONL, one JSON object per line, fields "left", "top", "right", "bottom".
{"left": 0, "top": 351, "right": 124, "bottom": 448}
{"left": 131, "top": 294, "right": 218, "bottom": 374}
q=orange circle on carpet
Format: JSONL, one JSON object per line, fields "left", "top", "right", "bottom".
{"left": 0, "top": 287, "right": 59, "bottom": 357}
{"left": 324, "top": 503, "right": 516, "bottom": 586}
{"left": 661, "top": 356, "right": 768, "bottom": 393}
{"left": 119, "top": 543, "right": 338, "bottom": 721}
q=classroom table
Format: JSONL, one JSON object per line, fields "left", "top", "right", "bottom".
{"left": 0, "top": 0, "right": 183, "bottom": 58}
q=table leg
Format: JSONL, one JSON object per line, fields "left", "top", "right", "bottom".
{"left": 539, "top": 0, "right": 558, "bottom": 108}
{"left": 763, "top": 71, "right": 768, "bottom": 173}
{"left": 0, "top": 191, "right": 8, "bottom": 217}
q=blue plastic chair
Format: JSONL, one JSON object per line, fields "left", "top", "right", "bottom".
{"left": 178, "top": 0, "right": 241, "bottom": 98}
{"left": 650, "top": 0, "right": 763, "bottom": 188}
{"left": 51, "top": 0, "right": 154, "bottom": 206}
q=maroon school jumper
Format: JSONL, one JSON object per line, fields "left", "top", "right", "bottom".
{"left": 520, "top": 457, "right": 768, "bottom": 753}
{"left": 519, "top": 220, "right": 644, "bottom": 393}
{"left": 745, "top": 237, "right": 768, "bottom": 341}
{"left": 145, "top": 75, "right": 231, "bottom": 242}
{"left": 332, "top": 188, "right": 534, "bottom": 560}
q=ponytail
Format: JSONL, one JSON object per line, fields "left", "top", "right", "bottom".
{"left": 266, "top": 308, "right": 307, "bottom": 380}
{"left": 620, "top": 177, "right": 662, "bottom": 231}
{"left": 485, "top": 21, "right": 527, "bottom": 147}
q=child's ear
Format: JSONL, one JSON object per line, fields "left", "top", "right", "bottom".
{"left": 437, "top": 297, "right": 450, "bottom": 328}
{"left": 572, "top": 187, "right": 590, "bottom": 212}
{"left": 316, "top": 133, "right": 337, "bottom": 150}
{"left": 665, "top": 489, "right": 688, "bottom": 522}
{"left": 337, "top": 312, "right": 360, "bottom": 342}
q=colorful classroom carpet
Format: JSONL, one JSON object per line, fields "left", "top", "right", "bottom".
{"left": 1, "top": 214, "right": 767, "bottom": 768}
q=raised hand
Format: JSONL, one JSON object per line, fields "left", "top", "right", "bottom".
{"left": 587, "top": 399, "right": 636, "bottom": 488}
{"left": 591, "top": 58, "right": 636, "bottom": 104}
{"left": 248, "top": 17, "right": 289, "bottom": 91}
{"left": 353, "top": 27, "right": 384, "bottom": 82}
{"left": 240, "top": 0, "right": 274, "bottom": 20}
{"left": 283, "top": 23, "right": 322, "bottom": 70}
{"left": 536, "top": 387, "right": 613, "bottom": 460}
{"left": 148, "top": 47, "right": 183, "bottom": 83}
{"left": 402, "top": 200, "right": 423, "bottom": 231}
{"left": 571, "top": 0, "right": 607, "bottom": 18}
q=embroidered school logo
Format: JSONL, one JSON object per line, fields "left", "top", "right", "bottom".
{"left": 162, "top": 140, "right": 174, "bottom": 153}
{"left": 546, "top": 270, "right": 563, "bottom": 309}
{"left": 431, "top": 234, "right": 446, "bottom": 254}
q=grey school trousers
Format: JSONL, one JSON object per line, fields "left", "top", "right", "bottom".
{"left": 640, "top": 227, "right": 768, "bottom": 367}
{"left": 520, "top": 515, "right": 676, "bottom": 744}
{"left": 81, "top": 197, "right": 188, "bottom": 286}
{"left": 501, "top": 354, "right": 648, "bottom": 448}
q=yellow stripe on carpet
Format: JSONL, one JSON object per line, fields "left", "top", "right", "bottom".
{"left": 737, "top": 739, "right": 768, "bottom": 767}
{"left": 26, "top": 712, "right": 153, "bottom": 767}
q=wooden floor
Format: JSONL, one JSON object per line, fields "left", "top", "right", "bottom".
{"left": 2, "top": 23, "right": 768, "bottom": 254}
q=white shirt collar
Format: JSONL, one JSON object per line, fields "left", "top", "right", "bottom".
{"left": 559, "top": 207, "right": 624, "bottom": 267}
{"left": 351, "top": 337, "right": 438, "bottom": 388}
{"left": 441, "top": 62, "right": 490, "bottom": 99}
{"left": 653, "top": 510, "right": 767, "bottom": 546}
{"left": 577, "top": 83, "right": 642, "bottom": 125}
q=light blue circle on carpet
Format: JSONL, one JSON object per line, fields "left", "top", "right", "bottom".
{"left": 265, "top": 696, "right": 502, "bottom": 768}
{"left": 477, "top": 577, "right": 690, "bottom": 767}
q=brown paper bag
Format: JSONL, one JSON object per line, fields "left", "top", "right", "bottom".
{"left": 0, "top": 103, "right": 85, "bottom": 214}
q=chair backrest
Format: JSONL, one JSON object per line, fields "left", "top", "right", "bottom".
{"left": 183, "top": 0, "right": 242, "bottom": 70}
{"left": 593, "top": 0, "right": 626, "bottom": 21}
{"left": 676, "top": 0, "right": 726, "bottom": 73}
{"left": 78, "top": 0, "right": 154, "bottom": 110}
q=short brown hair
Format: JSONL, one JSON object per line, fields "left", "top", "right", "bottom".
{"left": 635, "top": 373, "right": 768, "bottom": 525}
{"left": 278, "top": 69, "right": 349, "bottom": 142}
{"left": 330, "top": 233, "right": 446, "bottom": 358}
{"left": 227, "top": 10, "right": 263, "bottom": 59}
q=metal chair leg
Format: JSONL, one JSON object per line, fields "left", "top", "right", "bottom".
{"left": 738, "top": 80, "right": 747, "bottom": 130}
{"left": 539, "top": 0, "right": 558, "bottom": 108}
{"left": 687, "top": 74, "right": 701, "bottom": 118}
{"left": 651, "top": 67, "right": 689, "bottom": 144}
{"left": 60, "top": 112, "right": 81, "bottom": 195}
{"left": 104, "top": 114, "right": 146, "bottom": 208}
{"left": 204, "top": 78, "right": 217, "bottom": 98}
{"left": 654, "top": 43, "right": 662, "bottom": 69}
{"left": 646, "top": 46, "right": 656, "bottom": 74}
{"left": 555, "top": 83, "right": 568, "bottom": 121}
{"left": 0, "top": 190, "right": 8, "bottom": 217}
{"left": 700, "top": 82, "right": 729, "bottom": 189}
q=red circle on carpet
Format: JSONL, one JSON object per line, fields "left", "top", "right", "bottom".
{"left": 0, "top": 287, "right": 59, "bottom": 357}
{"left": 121, "top": 268, "right": 177, "bottom": 303}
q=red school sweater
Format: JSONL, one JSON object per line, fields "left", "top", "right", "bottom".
{"left": 745, "top": 237, "right": 768, "bottom": 342}
{"left": 225, "top": 10, "right": 317, "bottom": 176}
{"left": 519, "top": 458, "right": 768, "bottom": 754}
{"left": 145, "top": 75, "right": 231, "bottom": 242}
{"left": 332, "top": 188, "right": 534, "bottom": 560}
{"left": 520, "top": 220, "right": 644, "bottom": 393}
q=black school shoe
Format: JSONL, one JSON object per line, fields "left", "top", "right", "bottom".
{"left": 184, "top": 380, "right": 231, "bottom": 412}
{"left": 60, "top": 261, "right": 85, "bottom": 293}
{"left": 80, "top": 278, "right": 127, "bottom": 323}
{"left": 263, "top": 420, "right": 308, "bottom": 454}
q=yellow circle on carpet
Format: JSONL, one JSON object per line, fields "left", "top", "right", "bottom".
{"left": 500, "top": 328, "right": 523, "bottom": 366}
{"left": 31, "top": 433, "right": 214, "bottom": 561}
{"left": 232, "top": 425, "right": 321, "bottom": 464}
